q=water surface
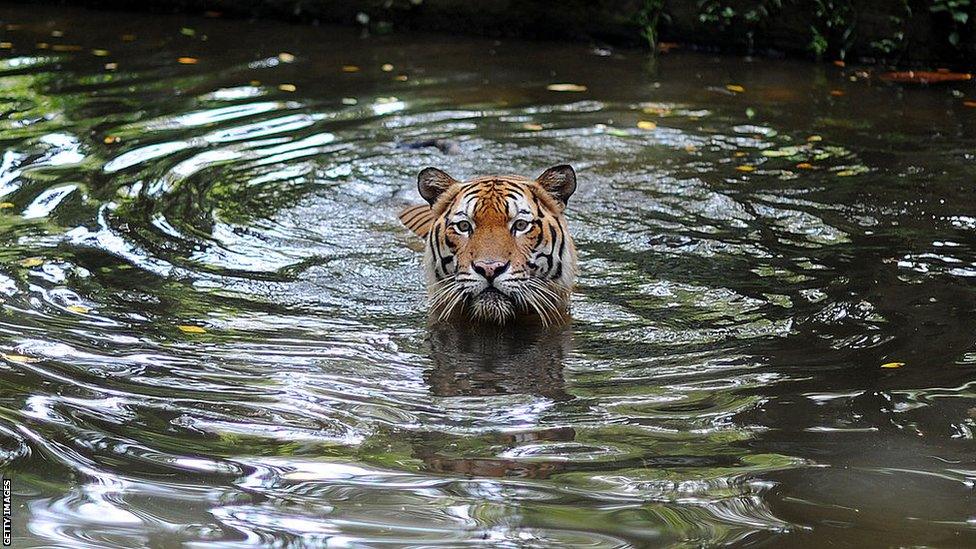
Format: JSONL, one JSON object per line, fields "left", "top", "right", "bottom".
{"left": 1, "top": 5, "right": 976, "bottom": 547}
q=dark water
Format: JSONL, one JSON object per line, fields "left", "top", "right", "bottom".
{"left": 1, "top": 4, "right": 976, "bottom": 547}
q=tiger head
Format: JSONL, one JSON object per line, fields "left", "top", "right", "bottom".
{"left": 399, "top": 165, "right": 577, "bottom": 326}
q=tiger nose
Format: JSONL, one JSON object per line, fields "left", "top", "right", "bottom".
{"left": 472, "top": 259, "right": 509, "bottom": 282}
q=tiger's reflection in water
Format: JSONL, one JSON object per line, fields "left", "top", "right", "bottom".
{"left": 419, "top": 325, "right": 576, "bottom": 479}
{"left": 424, "top": 324, "right": 573, "bottom": 401}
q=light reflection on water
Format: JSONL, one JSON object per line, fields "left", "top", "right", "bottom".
{"left": 1, "top": 4, "right": 976, "bottom": 547}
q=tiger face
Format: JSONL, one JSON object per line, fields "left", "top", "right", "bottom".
{"left": 398, "top": 165, "right": 577, "bottom": 326}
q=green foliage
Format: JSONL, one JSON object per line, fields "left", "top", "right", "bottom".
{"left": 637, "top": 0, "right": 667, "bottom": 48}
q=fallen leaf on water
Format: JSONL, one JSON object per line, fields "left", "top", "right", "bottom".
{"left": 733, "top": 151, "right": 747, "bottom": 158}
{"left": 51, "top": 30, "right": 64, "bottom": 37}
{"left": 105, "top": 62, "right": 118, "bottom": 70}
{"left": 278, "top": 52, "right": 295, "bottom": 63}
{"left": 0, "top": 202, "right": 13, "bottom": 209}
{"left": 726, "top": 84, "right": 746, "bottom": 93}
{"left": 103, "top": 135, "right": 120, "bottom": 144}
{"left": 91, "top": 49, "right": 109, "bottom": 56}
{"left": 637, "top": 120, "right": 657, "bottom": 130}
{"left": 2, "top": 354, "right": 39, "bottom": 364}
{"left": 249, "top": 80, "right": 261, "bottom": 86}
{"left": 52, "top": 44, "right": 82, "bottom": 52}
{"left": 394, "top": 75, "right": 408, "bottom": 81}
{"left": 762, "top": 146, "right": 800, "bottom": 157}
{"left": 66, "top": 305, "right": 90, "bottom": 314}
{"left": 177, "top": 57, "right": 198, "bottom": 65}
{"left": 121, "top": 34, "right": 136, "bottom": 42}
{"left": 881, "top": 362, "right": 904, "bottom": 369}
{"left": 880, "top": 70, "right": 972, "bottom": 84}
{"left": 178, "top": 325, "right": 207, "bottom": 334}
{"left": 0, "top": 42, "right": 11, "bottom": 49}
{"left": 736, "top": 165, "right": 755, "bottom": 172}
{"left": 522, "top": 123, "right": 544, "bottom": 131}
{"left": 833, "top": 60, "right": 845, "bottom": 67}
{"left": 796, "top": 162, "right": 814, "bottom": 169}
{"left": 605, "top": 127, "right": 629, "bottom": 137}
{"left": 278, "top": 83, "right": 296, "bottom": 92}
{"left": 963, "top": 100, "right": 976, "bottom": 108}
{"left": 180, "top": 27, "right": 196, "bottom": 37}
{"left": 36, "top": 42, "right": 49, "bottom": 49}
{"left": 807, "top": 135, "right": 823, "bottom": 142}
{"left": 381, "top": 63, "right": 394, "bottom": 72}
{"left": 341, "top": 65, "right": 360, "bottom": 72}
{"left": 657, "top": 42, "right": 680, "bottom": 53}
{"left": 19, "top": 257, "right": 43, "bottom": 268}
{"left": 830, "top": 89, "right": 845, "bottom": 96}
{"left": 341, "top": 97, "right": 358, "bottom": 105}
{"left": 836, "top": 170, "right": 856, "bottom": 177}
{"left": 546, "top": 83, "right": 587, "bottom": 92}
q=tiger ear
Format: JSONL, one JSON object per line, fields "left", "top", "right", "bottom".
{"left": 418, "top": 167, "right": 459, "bottom": 205}
{"left": 536, "top": 164, "right": 576, "bottom": 205}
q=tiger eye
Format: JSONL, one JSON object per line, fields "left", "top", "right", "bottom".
{"left": 513, "top": 219, "right": 530, "bottom": 232}
{"left": 455, "top": 220, "right": 472, "bottom": 233}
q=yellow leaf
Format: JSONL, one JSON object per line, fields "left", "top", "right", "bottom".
{"left": 0, "top": 42, "right": 11, "bottom": 49}
{"left": 807, "top": 135, "right": 823, "bottom": 142}
{"left": 2, "top": 354, "right": 39, "bottom": 364}
{"left": 381, "top": 63, "right": 394, "bottom": 72}
{"left": 522, "top": 123, "right": 544, "bottom": 131}
{"left": 278, "top": 84, "right": 296, "bottom": 92}
{"left": 836, "top": 170, "right": 855, "bottom": 177}
{"left": 103, "top": 135, "right": 120, "bottom": 144}
{"left": 91, "top": 49, "right": 109, "bottom": 56}
{"left": 733, "top": 151, "right": 747, "bottom": 158}
{"left": 52, "top": 44, "right": 83, "bottom": 52}
{"left": 19, "top": 257, "right": 43, "bottom": 268}
{"left": 796, "top": 162, "right": 814, "bottom": 169}
{"left": 341, "top": 65, "right": 360, "bottom": 72}
{"left": 36, "top": 42, "right": 49, "bottom": 50}
{"left": 637, "top": 120, "right": 657, "bottom": 130}
{"left": 104, "top": 62, "right": 118, "bottom": 71}
{"left": 394, "top": 75, "right": 408, "bottom": 81}
{"left": 178, "top": 325, "right": 207, "bottom": 334}
{"left": 735, "top": 165, "right": 755, "bottom": 172}
{"left": 277, "top": 52, "right": 295, "bottom": 63}
{"left": 546, "top": 83, "right": 587, "bottom": 92}
{"left": 177, "top": 57, "right": 198, "bottom": 65}
{"left": 881, "top": 362, "right": 904, "bottom": 369}
{"left": 66, "top": 305, "right": 90, "bottom": 314}
{"left": 726, "top": 84, "right": 746, "bottom": 93}
{"left": 0, "top": 202, "right": 13, "bottom": 209}
{"left": 341, "top": 97, "right": 358, "bottom": 105}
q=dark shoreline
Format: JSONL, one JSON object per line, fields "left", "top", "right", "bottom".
{"left": 8, "top": 0, "right": 976, "bottom": 67}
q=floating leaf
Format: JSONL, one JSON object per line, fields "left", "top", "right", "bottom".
{"left": 36, "top": 42, "right": 49, "bottom": 49}
{"left": 19, "top": 257, "right": 43, "bottom": 268}
{"left": 103, "top": 135, "right": 120, "bottom": 144}
{"left": 91, "top": 48, "right": 109, "bottom": 56}
{"left": 394, "top": 75, "right": 408, "bottom": 81}
{"left": 725, "top": 84, "right": 746, "bottom": 93}
{"left": 278, "top": 52, "right": 295, "bottom": 63}
{"left": 341, "top": 65, "right": 360, "bottom": 72}
{"left": 829, "top": 89, "right": 845, "bottom": 96}
{"left": 733, "top": 151, "right": 747, "bottom": 158}
{"left": 0, "top": 202, "right": 13, "bottom": 209}
{"left": 796, "top": 162, "right": 814, "bottom": 169}
{"left": 522, "top": 123, "right": 544, "bottom": 131}
{"left": 341, "top": 97, "right": 358, "bottom": 105}
{"left": 735, "top": 165, "right": 755, "bottom": 172}
{"left": 177, "top": 57, "right": 198, "bottom": 65}
{"left": 180, "top": 27, "right": 196, "bottom": 37}
{"left": 807, "top": 135, "right": 822, "bottom": 142}
{"left": 381, "top": 63, "right": 394, "bottom": 72}
{"left": 121, "top": 34, "right": 136, "bottom": 42}
{"left": 762, "top": 146, "right": 800, "bottom": 157}
{"left": 833, "top": 60, "right": 845, "bottom": 67}
{"left": 605, "top": 127, "right": 629, "bottom": 137}
{"left": 637, "top": 120, "right": 657, "bottom": 130}
{"left": 66, "top": 305, "right": 90, "bottom": 314}
{"left": 178, "top": 325, "right": 207, "bottom": 334}
{"left": 963, "top": 100, "right": 976, "bottom": 108}
{"left": 278, "top": 83, "right": 296, "bottom": 92}
{"left": 546, "top": 83, "right": 587, "bottom": 92}
{"left": 2, "top": 354, "right": 39, "bottom": 364}
{"left": 881, "top": 362, "right": 904, "bottom": 369}
{"left": 0, "top": 42, "right": 11, "bottom": 49}
{"left": 52, "top": 44, "right": 82, "bottom": 52}
{"left": 105, "top": 62, "right": 118, "bottom": 70}
{"left": 880, "top": 70, "right": 972, "bottom": 84}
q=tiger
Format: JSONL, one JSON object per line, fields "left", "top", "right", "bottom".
{"left": 398, "top": 165, "right": 578, "bottom": 326}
